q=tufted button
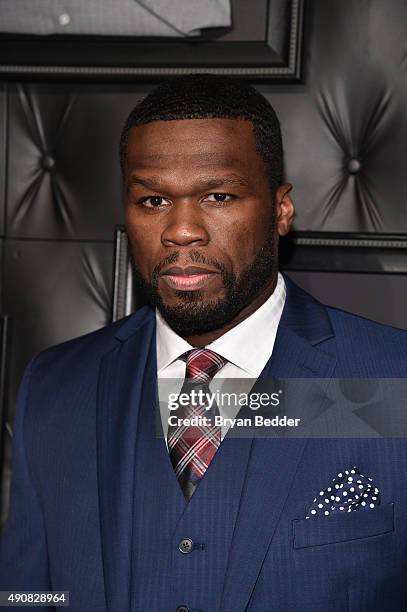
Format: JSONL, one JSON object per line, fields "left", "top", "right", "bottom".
{"left": 41, "top": 155, "right": 55, "bottom": 171}
{"left": 178, "top": 538, "right": 194, "bottom": 554}
{"left": 347, "top": 158, "right": 361, "bottom": 174}
{"left": 58, "top": 13, "right": 71, "bottom": 26}
{"left": 176, "top": 607, "right": 191, "bottom": 612}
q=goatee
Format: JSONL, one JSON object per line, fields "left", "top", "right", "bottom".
{"left": 130, "top": 231, "right": 277, "bottom": 337}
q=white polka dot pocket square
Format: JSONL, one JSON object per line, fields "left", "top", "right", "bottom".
{"left": 306, "top": 466, "right": 380, "bottom": 519}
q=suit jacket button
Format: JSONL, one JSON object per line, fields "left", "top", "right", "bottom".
{"left": 176, "top": 607, "right": 191, "bottom": 612}
{"left": 178, "top": 538, "right": 194, "bottom": 554}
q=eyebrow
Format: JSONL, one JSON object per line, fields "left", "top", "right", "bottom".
{"left": 129, "top": 174, "right": 250, "bottom": 190}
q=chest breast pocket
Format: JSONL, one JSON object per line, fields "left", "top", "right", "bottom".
{"left": 293, "top": 502, "right": 394, "bottom": 549}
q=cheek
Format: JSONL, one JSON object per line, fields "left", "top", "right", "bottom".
{"left": 125, "top": 223, "right": 159, "bottom": 273}
{"left": 221, "top": 216, "right": 270, "bottom": 269}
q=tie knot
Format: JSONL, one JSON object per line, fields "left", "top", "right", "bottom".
{"left": 181, "top": 348, "right": 226, "bottom": 383}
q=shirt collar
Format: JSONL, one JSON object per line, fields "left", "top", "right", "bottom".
{"left": 156, "top": 272, "right": 286, "bottom": 376}
{"left": 156, "top": 309, "right": 194, "bottom": 373}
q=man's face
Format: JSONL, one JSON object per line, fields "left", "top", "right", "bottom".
{"left": 124, "top": 118, "right": 293, "bottom": 336}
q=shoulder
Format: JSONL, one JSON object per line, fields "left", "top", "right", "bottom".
{"left": 282, "top": 274, "right": 407, "bottom": 375}
{"left": 17, "top": 306, "right": 156, "bottom": 423}
{"left": 327, "top": 303, "right": 407, "bottom": 341}
{"left": 29, "top": 305, "right": 155, "bottom": 381}
{"left": 326, "top": 304, "right": 407, "bottom": 375}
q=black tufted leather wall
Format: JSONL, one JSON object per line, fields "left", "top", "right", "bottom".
{"left": 0, "top": 0, "right": 406, "bottom": 520}
{"left": 4, "top": 84, "right": 138, "bottom": 411}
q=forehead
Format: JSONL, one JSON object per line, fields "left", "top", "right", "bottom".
{"left": 126, "top": 118, "right": 261, "bottom": 172}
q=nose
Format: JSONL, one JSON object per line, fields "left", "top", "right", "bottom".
{"left": 161, "top": 201, "right": 209, "bottom": 247}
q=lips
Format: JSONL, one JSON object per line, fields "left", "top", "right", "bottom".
{"left": 161, "top": 265, "right": 218, "bottom": 276}
{"left": 160, "top": 265, "right": 219, "bottom": 291}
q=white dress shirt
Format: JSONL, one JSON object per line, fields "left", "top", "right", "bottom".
{"left": 157, "top": 272, "right": 286, "bottom": 447}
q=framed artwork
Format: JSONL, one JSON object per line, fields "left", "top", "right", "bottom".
{"left": 280, "top": 232, "right": 407, "bottom": 274}
{"left": 0, "top": 0, "right": 304, "bottom": 80}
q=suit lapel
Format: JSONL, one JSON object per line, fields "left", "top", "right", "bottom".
{"left": 96, "top": 307, "right": 156, "bottom": 612}
{"left": 221, "top": 278, "right": 338, "bottom": 612}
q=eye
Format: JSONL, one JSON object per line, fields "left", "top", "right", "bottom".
{"left": 203, "top": 193, "right": 233, "bottom": 204}
{"left": 139, "top": 196, "right": 170, "bottom": 208}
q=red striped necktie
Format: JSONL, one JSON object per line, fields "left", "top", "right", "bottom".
{"left": 167, "top": 348, "right": 226, "bottom": 501}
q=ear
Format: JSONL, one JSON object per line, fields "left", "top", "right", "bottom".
{"left": 275, "top": 183, "right": 295, "bottom": 236}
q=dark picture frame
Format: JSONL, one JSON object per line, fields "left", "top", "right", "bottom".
{"left": 0, "top": 0, "right": 304, "bottom": 80}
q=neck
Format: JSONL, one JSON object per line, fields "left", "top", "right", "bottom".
{"left": 183, "top": 272, "right": 279, "bottom": 347}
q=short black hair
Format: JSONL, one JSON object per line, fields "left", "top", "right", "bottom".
{"left": 119, "top": 73, "right": 284, "bottom": 192}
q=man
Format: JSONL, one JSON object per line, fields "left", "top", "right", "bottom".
{"left": 1, "top": 74, "right": 406, "bottom": 611}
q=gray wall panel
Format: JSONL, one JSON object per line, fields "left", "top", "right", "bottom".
{"left": 6, "top": 85, "right": 141, "bottom": 240}
{"left": 4, "top": 239, "right": 114, "bottom": 415}
{"left": 260, "top": 0, "right": 407, "bottom": 232}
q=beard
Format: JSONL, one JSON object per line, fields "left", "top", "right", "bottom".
{"left": 130, "top": 219, "right": 277, "bottom": 337}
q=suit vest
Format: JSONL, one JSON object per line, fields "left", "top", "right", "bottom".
{"left": 131, "top": 378, "right": 254, "bottom": 612}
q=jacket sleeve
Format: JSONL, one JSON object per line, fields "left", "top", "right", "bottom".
{"left": 0, "top": 358, "right": 52, "bottom": 600}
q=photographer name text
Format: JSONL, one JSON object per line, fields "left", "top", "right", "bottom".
{"left": 167, "top": 415, "right": 300, "bottom": 428}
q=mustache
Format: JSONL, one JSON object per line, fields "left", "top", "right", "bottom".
{"left": 153, "top": 250, "right": 227, "bottom": 279}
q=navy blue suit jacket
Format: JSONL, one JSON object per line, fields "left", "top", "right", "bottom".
{"left": 1, "top": 277, "right": 407, "bottom": 611}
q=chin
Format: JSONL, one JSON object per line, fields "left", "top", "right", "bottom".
{"left": 157, "top": 295, "right": 240, "bottom": 337}
{"left": 160, "top": 288, "right": 221, "bottom": 307}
